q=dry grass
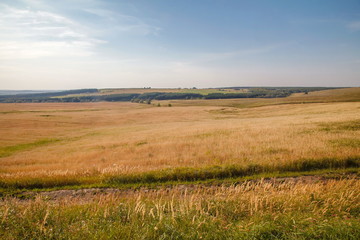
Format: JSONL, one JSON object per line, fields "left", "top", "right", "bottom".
{"left": 0, "top": 88, "right": 359, "bottom": 181}
{"left": 1, "top": 179, "right": 359, "bottom": 239}
{"left": 1, "top": 88, "right": 359, "bottom": 238}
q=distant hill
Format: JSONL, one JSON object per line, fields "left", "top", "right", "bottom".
{"left": 0, "top": 90, "right": 59, "bottom": 96}
{"left": 0, "top": 87, "right": 346, "bottom": 103}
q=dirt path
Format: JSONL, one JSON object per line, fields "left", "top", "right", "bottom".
{"left": 15, "top": 174, "right": 358, "bottom": 201}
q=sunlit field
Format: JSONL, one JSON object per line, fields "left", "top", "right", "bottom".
{"left": 2, "top": 0, "right": 359, "bottom": 238}
{"left": 1, "top": 88, "right": 359, "bottom": 239}
{"left": 0, "top": 88, "right": 359, "bottom": 181}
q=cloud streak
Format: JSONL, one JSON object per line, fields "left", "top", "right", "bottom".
{"left": 0, "top": 4, "right": 104, "bottom": 59}
{"left": 84, "top": 8, "right": 161, "bottom": 36}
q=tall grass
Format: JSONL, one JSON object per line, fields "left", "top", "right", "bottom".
{"left": 0, "top": 156, "right": 358, "bottom": 190}
{"left": 1, "top": 179, "right": 359, "bottom": 239}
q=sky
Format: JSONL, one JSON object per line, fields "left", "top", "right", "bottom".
{"left": 0, "top": 0, "right": 359, "bottom": 90}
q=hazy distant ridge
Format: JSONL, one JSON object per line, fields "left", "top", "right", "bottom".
{"left": 0, "top": 90, "right": 59, "bottom": 96}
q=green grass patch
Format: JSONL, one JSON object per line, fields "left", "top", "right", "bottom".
{"left": 0, "top": 138, "right": 61, "bottom": 158}
{"left": 0, "top": 132, "right": 102, "bottom": 158}
{"left": 320, "top": 119, "right": 360, "bottom": 132}
{"left": 330, "top": 138, "right": 360, "bottom": 148}
{"left": 0, "top": 111, "right": 22, "bottom": 114}
{"left": 2, "top": 210, "right": 358, "bottom": 240}
{"left": 193, "top": 130, "right": 231, "bottom": 139}
{"left": 135, "top": 141, "right": 148, "bottom": 146}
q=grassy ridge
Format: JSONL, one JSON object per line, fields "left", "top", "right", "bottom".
{"left": 0, "top": 157, "right": 358, "bottom": 191}
{"left": 105, "top": 157, "right": 360, "bottom": 185}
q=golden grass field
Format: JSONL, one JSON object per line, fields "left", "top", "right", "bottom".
{"left": 1, "top": 87, "right": 359, "bottom": 239}
{"left": 0, "top": 88, "right": 359, "bottom": 180}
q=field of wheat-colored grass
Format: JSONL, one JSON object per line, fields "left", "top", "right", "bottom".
{"left": 1, "top": 179, "right": 359, "bottom": 239}
{"left": 0, "top": 88, "right": 359, "bottom": 239}
{"left": 0, "top": 88, "right": 359, "bottom": 183}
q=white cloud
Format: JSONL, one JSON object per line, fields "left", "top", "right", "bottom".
{"left": 0, "top": 41, "right": 99, "bottom": 59}
{"left": 0, "top": 4, "right": 104, "bottom": 59}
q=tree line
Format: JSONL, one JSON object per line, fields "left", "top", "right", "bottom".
{"left": 0, "top": 87, "right": 340, "bottom": 103}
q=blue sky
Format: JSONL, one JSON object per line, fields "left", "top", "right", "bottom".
{"left": 0, "top": 0, "right": 359, "bottom": 89}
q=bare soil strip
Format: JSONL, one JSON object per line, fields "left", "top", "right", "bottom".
{"left": 15, "top": 174, "right": 358, "bottom": 201}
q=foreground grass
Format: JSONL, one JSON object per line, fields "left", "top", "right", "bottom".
{"left": 1, "top": 179, "right": 359, "bottom": 240}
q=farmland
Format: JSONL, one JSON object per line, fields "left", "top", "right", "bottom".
{"left": 0, "top": 87, "right": 359, "bottom": 239}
